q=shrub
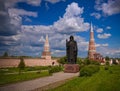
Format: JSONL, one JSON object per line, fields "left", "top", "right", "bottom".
{"left": 57, "top": 56, "right": 67, "bottom": 65}
{"left": 106, "top": 61, "right": 109, "bottom": 65}
{"left": 90, "top": 60, "right": 100, "bottom": 65}
{"left": 84, "top": 58, "right": 91, "bottom": 65}
{"left": 26, "top": 66, "right": 50, "bottom": 71}
{"left": 18, "top": 57, "right": 25, "bottom": 70}
{"left": 80, "top": 65, "right": 100, "bottom": 77}
{"left": 18, "top": 57, "right": 25, "bottom": 74}
{"left": 3, "top": 52, "right": 8, "bottom": 57}
{"left": 48, "top": 66, "right": 62, "bottom": 74}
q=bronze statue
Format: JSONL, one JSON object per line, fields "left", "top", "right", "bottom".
{"left": 66, "top": 36, "right": 78, "bottom": 64}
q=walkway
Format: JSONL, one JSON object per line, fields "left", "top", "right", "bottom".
{"left": 0, "top": 72, "right": 79, "bottom": 91}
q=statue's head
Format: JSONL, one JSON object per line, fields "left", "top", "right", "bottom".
{"left": 70, "top": 35, "right": 74, "bottom": 41}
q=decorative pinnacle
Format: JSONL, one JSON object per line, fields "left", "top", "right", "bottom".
{"left": 90, "top": 22, "right": 93, "bottom": 32}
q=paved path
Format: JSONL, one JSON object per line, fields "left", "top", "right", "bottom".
{"left": 0, "top": 72, "right": 79, "bottom": 91}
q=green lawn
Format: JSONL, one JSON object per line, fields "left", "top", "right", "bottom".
{"left": 0, "top": 66, "right": 62, "bottom": 86}
{"left": 48, "top": 65, "right": 120, "bottom": 91}
{"left": 0, "top": 71, "right": 50, "bottom": 86}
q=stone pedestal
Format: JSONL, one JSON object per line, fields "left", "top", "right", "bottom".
{"left": 64, "top": 64, "right": 80, "bottom": 73}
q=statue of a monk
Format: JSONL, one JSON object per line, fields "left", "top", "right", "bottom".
{"left": 66, "top": 36, "right": 78, "bottom": 64}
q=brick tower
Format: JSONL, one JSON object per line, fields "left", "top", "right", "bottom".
{"left": 88, "top": 23, "right": 96, "bottom": 59}
{"left": 41, "top": 34, "right": 51, "bottom": 59}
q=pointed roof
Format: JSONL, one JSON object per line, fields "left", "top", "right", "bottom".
{"left": 90, "top": 22, "right": 93, "bottom": 32}
{"left": 45, "top": 34, "right": 49, "bottom": 47}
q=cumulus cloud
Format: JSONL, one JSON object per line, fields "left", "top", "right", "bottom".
{"left": 45, "top": 0, "right": 65, "bottom": 4}
{"left": 90, "top": 12, "right": 101, "bottom": 19}
{"left": 8, "top": 8, "right": 38, "bottom": 17}
{"left": 0, "top": 2, "right": 90, "bottom": 57}
{"left": 96, "top": 43, "right": 109, "bottom": 47}
{"left": 96, "top": 28, "right": 103, "bottom": 33}
{"left": 26, "top": 0, "right": 41, "bottom": 6}
{"left": 95, "top": 0, "right": 120, "bottom": 16}
{"left": 106, "top": 26, "right": 111, "bottom": 30}
{"left": 53, "top": 2, "right": 89, "bottom": 33}
{"left": 97, "top": 47, "right": 120, "bottom": 58}
{"left": 0, "top": 1, "right": 20, "bottom": 36}
{"left": 19, "top": 3, "right": 89, "bottom": 56}
{"left": 5, "top": 0, "right": 41, "bottom": 8}
{"left": 97, "top": 33, "right": 111, "bottom": 39}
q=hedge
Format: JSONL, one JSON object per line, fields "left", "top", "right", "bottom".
{"left": 80, "top": 65, "right": 100, "bottom": 77}
{"left": 48, "top": 66, "right": 62, "bottom": 74}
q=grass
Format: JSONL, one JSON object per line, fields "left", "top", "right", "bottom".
{"left": 0, "top": 66, "right": 62, "bottom": 86}
{"left": 48, "top": 65, "right": 120, "bottom": 91}
{"left": 0, "top": 66, "right": 50, "bottom": 73}
{"left": 0, "top": 71, "right": 50, "bottom": 86}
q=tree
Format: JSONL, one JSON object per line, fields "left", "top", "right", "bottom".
{"left": 57, "top": 56, "right": 67, "bottom": 65}
{"left": 77, "top": 57, "right": 83, "bottom": 65}
{"left": 18, "top": 57, "right": 25, "bottom": 74}
{"left": 105, "top": 56, "right": 110, "bottom": 61}
{"left": 84, "top": 58, "right": 90, "bottom": 65}
{"left": 3, "top": 52, "right": 8, "bottom": 57}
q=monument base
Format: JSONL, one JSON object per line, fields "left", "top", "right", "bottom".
{"left": 64, "top": 64, "right": 80, "bottom": 73}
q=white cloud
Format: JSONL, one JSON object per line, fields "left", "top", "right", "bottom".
{"left": 21, "top": 25, "right": 54, "bottom": 35}
{"left": 8, "top": 8, "right": 37, "bottom": 17}
{"left": 45, "top": 0, "right": 65, "bottom": 4}
{"left": 24, "top": 17, "right": 32, "bottom": 22}
{"left": 64, "top": 2, "right": 83, "bottom": 18}
{"left": 0, "top": 2, "right": 96, "bottom": 57}
{"left": 53, "top": 2, "right": 89, "bottom": 33}
{"left": 8, "top": 8, "right": 37, "bottom": 31}
{"left": 102, "top": 43, "right": 109, "bottom": 47}
{"left": 39, "top": 36, "right": 45, "bottom": 42}
{"left": 95, "top": 0, "right": 120, "bottom": 16}
{"left": 4, "top": 0, "right": 41, "bottom": 8}
{"left": 106, "top": 26, "right": 111, "bottom": 30}
{"left": 97, "top": 47, "right": 120, "bottom": 58}
{"left": 96, "top": 43, "right": 109, "bottom": 47}
{"left": 96, "top": 28, "right": 103, "bottom": 33}
{"left": 26, "top": 0, "right": 41, "bottom": 6}
{"left": 90, "top": 12, "right": 101, "bottom": 19}
{"left": 97, "top": 33, "right": 111, "bottom": 39}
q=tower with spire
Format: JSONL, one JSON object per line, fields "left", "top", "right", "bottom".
{"left": 41, "top": 34, "right": 51, "bottom": 59}
{"left": 88, "top": 23, "right": 96, "bottom": 59}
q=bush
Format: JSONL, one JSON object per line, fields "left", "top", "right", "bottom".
{"left": 84, "top": 58, "right": 91, "bottom": 65}
{"left": 18, "top": 57, "right": 25, "bottom": 70}
{"left": 26, "top": 66, "right": 49, "bottom": 71}
{"left": 18, "top": 57, "right": 25, "bottom": 74}
{"left": 57, "top": 56, "right": 67, "bottom": 65}
{"left": 3, "top": 52, "right": 8, "bottom": 57}
{"left": 49, "top": 66, "right": 62, "bottom": 74}
{"left": 106, "top": 61, "right": 109, "bottom": 65}
{"left": 80, "top": 65, "right": 100, "bottom": 77}
{"left": 90, "top": 60, "right": 100, "bottom": 65}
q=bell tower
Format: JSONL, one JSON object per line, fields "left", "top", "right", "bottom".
{"left": 41, "top": 34, "right": 51, "bottom": 59}
{"left": 88, "top": 23, "right": 96, "bottom": 59}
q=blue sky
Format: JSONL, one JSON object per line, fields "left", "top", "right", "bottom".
{"left": 0, "top": 0, "right": 120, "bottom": 58}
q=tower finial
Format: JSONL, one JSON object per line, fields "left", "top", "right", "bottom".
{"left": 90, "top": 22, "right": 93, "bottom": 32}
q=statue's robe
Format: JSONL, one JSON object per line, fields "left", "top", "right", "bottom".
{"left": 66, "top": 40, "right": 77, "bottom": 64}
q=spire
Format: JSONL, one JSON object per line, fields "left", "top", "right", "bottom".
{"left": 44, "top": 34, "right": 49, "bottom": 52}
{"left": 41, "top": 34, "right": 51, "bottom": 59}
{"left": 88, "top": 22, "right": 96, "bottom": 60}
{"left": 90, "top": 22, "right": 93, "bottom": 32}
